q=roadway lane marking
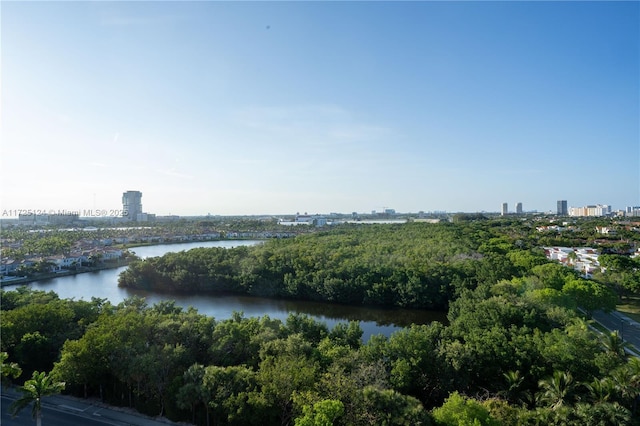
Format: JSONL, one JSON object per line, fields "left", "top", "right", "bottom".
{"left": 58, "top": 404, "right": 85, "bottom": 412}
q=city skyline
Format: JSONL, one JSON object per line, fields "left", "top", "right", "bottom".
{"left": 1, "top": 2, "right": 638, "bottom": 216}
{"left": 1, "top": 190, "right": 635, "bottom": 218}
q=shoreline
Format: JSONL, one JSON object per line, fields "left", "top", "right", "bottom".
{"left": 0, "top": 258, "right": 133, "bottom": 287}
{"left": 117, "top": 237, "right": 266, "bottom": 250}
{"left": 0, "top": 239, "right": 264, "bottom": 287}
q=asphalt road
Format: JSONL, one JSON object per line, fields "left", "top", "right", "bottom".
{"left": 2, "top": 395, "right": 116, "bottom": 426}
{"left": 1, "top": 391, "right": 179, "bottom": 426}
{"left": 591, "top": 310, "right": 640, "bottom": 353}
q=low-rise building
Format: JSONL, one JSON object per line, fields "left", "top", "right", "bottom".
{"left": 596, "top": 226, "right": 616, "bottom": 235}
{"left": 0, "top": 259, "right": 20, "bottom": 275}
{"left": 101, "top": 249, "right": 123, "bottom": 261}
{"left": 543, "top": 246, "right": 600, "bottom": 278}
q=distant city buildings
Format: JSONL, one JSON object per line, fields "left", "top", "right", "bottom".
{"left": 122, "top": 191, "right": 142, "bottom": 221}
{"left": 370, "top": 208, "right": 396, "bottom": 216}
{"left": 626, "top": 206, "right": 640, "bottom": 217}
{"left": 121, "top": 190, "right": 157, "bottom": 222}
{"left": 515, "top": 202, "right": 523, "bottom": 214}
{"left": 278, "top": 213, "right": 327, "bottom": 227}
{"left": 557, "top": 200, "right": 568, "bottom": 216}
{"left": 5, "top": 193, "right": 639, "bottom": 222}
{"left": 569, "top": 204, "right": 611, "bottom": 217}
{"left": 553, "top": 201, "right": 639, "bottom": 218}
{"left": 17, "top": 213, "right": 80, "bottom": 226}
{"left": 499, "top": 202, "right": 523, "bottom": 215}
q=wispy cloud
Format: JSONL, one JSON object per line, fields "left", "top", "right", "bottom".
{"left": 89, "top": 162, "right": 109, "bottom": 168}
{"left": 99, "top": 13, "right": 185, "bottom": 28}
{"left": 158, "top": 168, "right": 195, "bottom": 179}
{"left": 494, "top": 168, "right": 545, "bottom": 175}
{"left": 327, "top": 124, "right": 391, "bottom": 144}
{"left": 231, "top": 104, "right": 393, "bottom": 148}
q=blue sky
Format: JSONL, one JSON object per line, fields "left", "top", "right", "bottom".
{"left": 1, "top": 1, "right": 638, "bottom": 216}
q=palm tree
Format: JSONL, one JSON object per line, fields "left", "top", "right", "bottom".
{"left": 629, "top": 357, "right": 640, "bottom": 415}
{"left": 500, "top": 370, "right": 531, "bottom": 406}
{"left": 584, "top": 377, "right": 616, "bottom": 404}
{"left": 610, "top": 359, "right": 640, "bottom": 414}
{"left": 537, "top": 370, "right": 576, "bottom": 410}
{"left": 574, "top": 401, "right": 632, "bottom": 425}
{"left": 9, "top": 371, "right": 65, "bottom": 426}
{"left": 601, "top": 330, "right": 629, "bottom": 360}
{"left": 176, "top": 363, "right": 212, "bottom": 426}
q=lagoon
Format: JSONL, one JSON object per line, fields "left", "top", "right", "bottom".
{"left": 11, "top": 240, "right": 446, "bottom": 340}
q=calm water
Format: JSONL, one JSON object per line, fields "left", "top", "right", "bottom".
{"left": 12, "top": 240, "right": 446, "bottom": 340}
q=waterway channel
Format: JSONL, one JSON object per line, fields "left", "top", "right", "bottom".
{"left": 9, "top": 240, "right": 447, "bottom": 340}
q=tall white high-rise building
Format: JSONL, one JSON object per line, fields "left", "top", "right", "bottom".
{"left": 501, "top": 203, "right": 508, "bottom": 216}
{"left": 515, "top": 202, "right": 523, "bottom": 214}
{"left": 122, "top": 190, "right": 142, "bottom": 221}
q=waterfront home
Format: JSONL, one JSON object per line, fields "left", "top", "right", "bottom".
{"left": 101, "top": 249, "right": 123, "bottom": 261}
{"left": 0, "top": 259, "right": 20, "bottom": 275}
{"left": 47, "top": 253, "right": 85, "bottom": 270}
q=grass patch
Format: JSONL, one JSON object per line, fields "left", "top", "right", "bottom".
{"left": 617, "top": 295, "right": 640, "bottom": 323}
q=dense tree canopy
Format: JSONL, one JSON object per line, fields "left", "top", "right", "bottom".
{"left": 2, "top": 220, "right": 638, "bottom": 425}
{"left": 119, "top": 223, "right": 525, "bottom": 309}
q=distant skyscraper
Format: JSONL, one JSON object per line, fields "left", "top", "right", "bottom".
{"left": 627, "top": 206, "right": 640, "bottom": 217}
{"left": 516, "top": 202, "right": 523, "bottom": 214}
{"left": 122, "top": 190, "right": 142, "bottom": 221}
{"left": 501, "top": 203, "right": 508, "bottom": 216}
{"left": 557, "top": 200, "right": 568, "bottom": 216}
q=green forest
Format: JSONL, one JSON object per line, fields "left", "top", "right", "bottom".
{"left": 2, "top": 220, "right": 639, "bottom": 425}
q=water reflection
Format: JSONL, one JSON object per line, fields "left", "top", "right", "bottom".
{"left": 14, "top": 240, "right": 447, "bottom": 340}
